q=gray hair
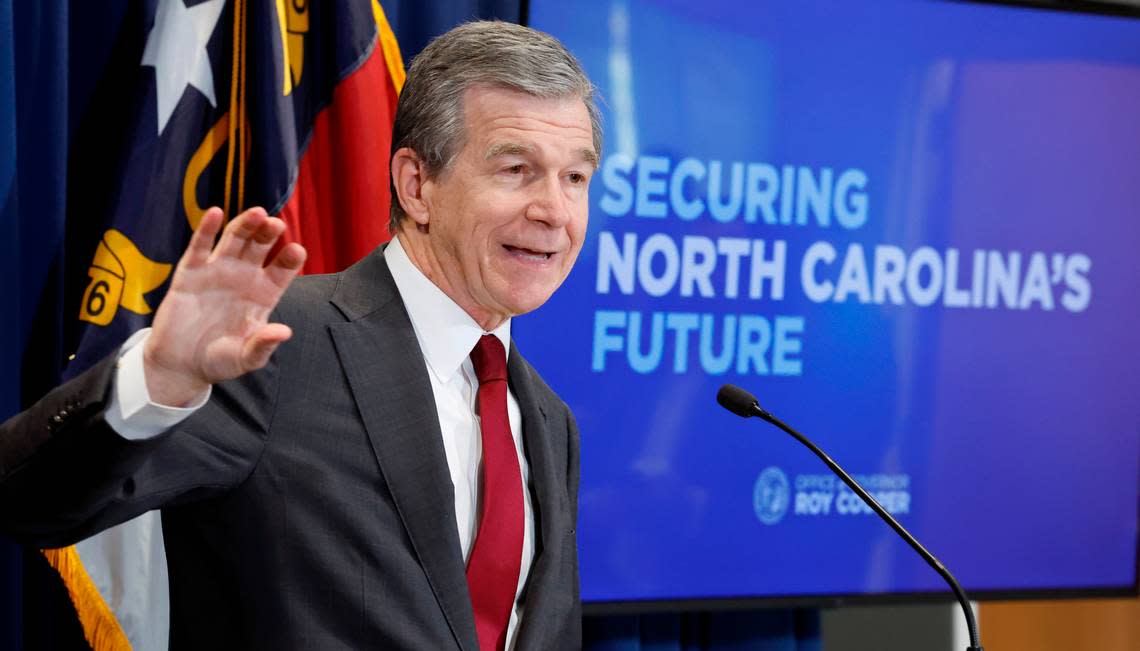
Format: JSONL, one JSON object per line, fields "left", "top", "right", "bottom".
{"left": 388, "top": 20, "right": 603, "bottom": 233}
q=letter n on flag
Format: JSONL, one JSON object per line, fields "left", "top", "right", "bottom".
{"left": 44, "top": 1, "right": 403, "bottom": 647}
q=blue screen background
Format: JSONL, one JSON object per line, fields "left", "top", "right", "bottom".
{"left": 521, "top": 0, "right": 1140, "bottom": 603}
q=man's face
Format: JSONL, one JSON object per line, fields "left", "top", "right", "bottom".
{"left": 417, "top": 86, "right": 596, "bottom": 328}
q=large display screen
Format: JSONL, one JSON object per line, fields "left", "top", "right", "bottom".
{"left": 517, "top": 0, "right": 1140, "bottom": 607}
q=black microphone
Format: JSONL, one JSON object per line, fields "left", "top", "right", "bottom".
{"left": 717, "top": 384, "right": 983, "bottom": 651}
{"left": 716, "top": 384, "right": 768, "bottom": 418}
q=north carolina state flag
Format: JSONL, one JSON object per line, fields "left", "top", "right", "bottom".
{"left": 49, "top": 2, "right": 404, "bottom": 647}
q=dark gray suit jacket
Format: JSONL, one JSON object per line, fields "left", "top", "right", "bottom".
{"left": 0, "top": 245, "right": 582, "bottom": 650}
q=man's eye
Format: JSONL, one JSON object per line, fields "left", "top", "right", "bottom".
{"left": 568, "top": 172, "right": 586, "bottom": 184}
{"left": 506, "top": 164, "right": 526, "bottom": 174}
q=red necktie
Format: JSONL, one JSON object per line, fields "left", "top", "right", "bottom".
{"left": 466, "top": 335, "right": 524, "bottom": 651}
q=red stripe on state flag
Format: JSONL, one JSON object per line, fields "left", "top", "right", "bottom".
{"left": 279, "top": 42, "right": 399, "bottom": 275}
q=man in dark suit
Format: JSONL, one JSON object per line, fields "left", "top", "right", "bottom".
{"left": 0, "top": 21, "right": 598, "bottom": 650}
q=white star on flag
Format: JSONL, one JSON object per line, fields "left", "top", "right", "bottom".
{"left": 141, "top": 0, "right": 226, "bottom": 135}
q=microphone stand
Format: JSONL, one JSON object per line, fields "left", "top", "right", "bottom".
{"left": 724, "top": 388, "right": 983, "bottom": 651}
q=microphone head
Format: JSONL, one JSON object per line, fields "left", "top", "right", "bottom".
{"left": 717, "top": 384, "right": 761, "bottom": 418}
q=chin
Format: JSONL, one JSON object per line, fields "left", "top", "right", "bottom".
{"left": 499, "top": 285, "right": 560, "bottom": 316}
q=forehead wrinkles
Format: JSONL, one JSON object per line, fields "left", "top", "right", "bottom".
{"left": 477, "top": 122, "right": 596, "bottom": 165}
{"left": 467, "top": 92, "right": 591, "bottom": 135}
{"left": 479, "top": 112, "right": 593, "bottom": 139}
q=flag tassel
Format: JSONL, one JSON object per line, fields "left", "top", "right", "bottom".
{"left": 41, "top": 547, "right": 132, "bottom": 651}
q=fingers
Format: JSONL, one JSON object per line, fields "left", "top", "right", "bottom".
{"left": 240, "top": 323, "right": 293, "bottom": 371}
{"left": 239, "top": 215, "right": 287, "bottom": 265}
{"left": 213, "top": 206, "right": 270, "bottom": 260}
{"left": 182, "top": 207, "right": 224, "bottom": 269}
{"left": 264, "top": 242, "right": 307, "bottom": 290}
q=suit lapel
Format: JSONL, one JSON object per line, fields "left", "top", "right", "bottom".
{"left": 327, "top": 248, "right": 479, "bottom": 651}
{"left": 507, "top": 346, "right": 562, "bottom": 650}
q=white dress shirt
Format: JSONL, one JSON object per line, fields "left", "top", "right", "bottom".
{"left": 108, "top": 237, "right": 536, "bottom": 649}
{"left": 384, "top": 236, "right": 534, "bottom": 649}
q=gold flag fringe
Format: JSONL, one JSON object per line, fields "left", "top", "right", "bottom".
{"left": 41, "top": 546, "right": 132, "bottom": 651}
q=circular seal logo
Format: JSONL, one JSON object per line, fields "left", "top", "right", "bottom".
{"left": 753, "top": 466, "right": 790, "bottom": 525}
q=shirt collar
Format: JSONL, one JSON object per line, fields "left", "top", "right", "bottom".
{"left": 384, "top": 236, "right": 511, "bottom": 384}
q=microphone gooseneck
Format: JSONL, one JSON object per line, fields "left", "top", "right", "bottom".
{"left": 717, "top": 384, "right": 983, "bottom": 651}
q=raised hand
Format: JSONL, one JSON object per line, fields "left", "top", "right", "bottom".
{"left": 142, "top": 207, "right": 306, "bottom": 406}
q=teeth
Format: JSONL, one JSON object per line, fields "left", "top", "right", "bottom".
{"left": 505, "top": 245, "right": 553, "bottom": 260}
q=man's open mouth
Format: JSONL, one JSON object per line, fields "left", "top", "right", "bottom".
{"left": 504, "top": 244, "right": 554, "bottom": 260}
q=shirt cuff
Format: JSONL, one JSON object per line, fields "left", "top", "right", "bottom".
{"left": 105, "top": 328, "right": 211, "bottom": 440}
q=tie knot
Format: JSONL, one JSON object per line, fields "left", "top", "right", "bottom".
{"left": 470, "top": 335, "right": 508, "bottom": 384}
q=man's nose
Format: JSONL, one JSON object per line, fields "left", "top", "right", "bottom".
{"left": 525, "top": 174, "right": 571, "bottom": 227}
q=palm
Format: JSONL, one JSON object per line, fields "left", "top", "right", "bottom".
{"left": 144, "top": 207, "right": 306, "bottom": 405}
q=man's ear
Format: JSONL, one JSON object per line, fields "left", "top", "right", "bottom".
{"left": 391, "top": 147, "right": 431, "bottom": 227}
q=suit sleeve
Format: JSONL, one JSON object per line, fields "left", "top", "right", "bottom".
{"left": 0, "top": 346, "right": 279, "bottom": 548}
{"left": 0, "top": 355, "right": 121, "bottom": 485}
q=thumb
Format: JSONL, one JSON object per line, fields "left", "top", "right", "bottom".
{"left": 240, "top": 323, "right": 293, "bottom": 372}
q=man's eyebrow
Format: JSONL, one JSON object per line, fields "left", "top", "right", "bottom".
{"left": 577, "top": 147, "right": 600, "bottom": 170}
{"left": 484, "top": 142, "right": 600, "bottom": 169}
{"left": 484, "top": 142, "right": 535, "bottom": 160}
